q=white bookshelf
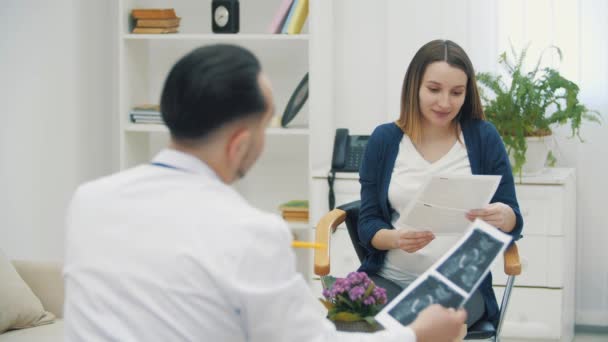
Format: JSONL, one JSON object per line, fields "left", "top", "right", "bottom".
{"left": 124, "top": 123, "right": 310, "bottom": 136}
{"left": 123, "top": 33, "right": 310, "bottom": 41}
{"left": 117, "top": 0, "right": 335, "bottom": 279}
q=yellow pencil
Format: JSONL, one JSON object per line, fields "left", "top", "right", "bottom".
{"left": 291, "top": 241, "right": 327, "bottom": 249}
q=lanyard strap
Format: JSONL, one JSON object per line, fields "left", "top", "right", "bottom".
{"left": 150, "top": 162, "right": 182, "bottom": 171}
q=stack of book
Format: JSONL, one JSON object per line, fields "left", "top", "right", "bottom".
{"left": 131, "top": 8, "right": 181, "bottom": 34}
{"left": 268, "top": 0, "right": 309, "bottom": 34}
{"left": 279, "top": 200, "right": 309, "bottom": 222}
{"left": 129, "top": 104, "right": 162, "bottom": 124}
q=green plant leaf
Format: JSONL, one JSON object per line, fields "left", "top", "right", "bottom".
{"left": 476, "top": 43, "right": 601, "bottom": 174}
{"left": 321, "top": 275, "right": 337, "bottom": 290}
{"left": 319, "top": 299, "right": 334, "bottom": 311}
{"left": 363, "top": 316, "right": 378, "bottom": 326}
{"left": 547, "top": 150, "right": 557, "bottom": 167}
{"left": 337, "top": 294, "right": 355, "bottom": 310}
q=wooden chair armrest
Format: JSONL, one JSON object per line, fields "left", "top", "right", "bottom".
{"left": 503, "top": 242, "right": 521, "bottom": 276}
{"left": 313, "top": 209, "right": 346, "bottom": 276}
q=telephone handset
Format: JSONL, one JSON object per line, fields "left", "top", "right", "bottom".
{"left": 328, "top": 128, "right": 370, "bottom": 209}
{"left": 331, "top": 128, "right": 370, "bottom": 172}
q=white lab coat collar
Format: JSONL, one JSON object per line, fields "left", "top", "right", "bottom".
{"left": 151, "top": 148, "right": 221, "bottom": 181}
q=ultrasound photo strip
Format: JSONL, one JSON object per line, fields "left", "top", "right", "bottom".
{"left": 387, "top": 274, "right": 466, "bottom": 326}
{"left": 375, "top": 219, "right": 512, "bottom": 330}
{"left": 436, "top": 228, "right": 505, "bottom": 293}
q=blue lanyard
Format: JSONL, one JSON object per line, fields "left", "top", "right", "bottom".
{"left": 150, "top": 162, "right": 181, "bottom": 171}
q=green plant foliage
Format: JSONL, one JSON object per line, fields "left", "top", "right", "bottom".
{"left": 477, "top": 45, "right": 601, "bottom": 176}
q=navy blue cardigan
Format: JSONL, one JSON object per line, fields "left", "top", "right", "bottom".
{"left": 358, "top": 119, "right": 523, "bottom": 325}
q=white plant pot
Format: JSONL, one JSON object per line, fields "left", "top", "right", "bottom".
{"left": 509, "top": 135, "right": 553, "bottom": 175}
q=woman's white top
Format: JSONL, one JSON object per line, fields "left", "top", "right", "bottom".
{"left": 379, "top": 134, "right": 471, "bottom": 288}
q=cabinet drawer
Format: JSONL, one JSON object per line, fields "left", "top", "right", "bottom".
{"left": 516, "top": 185, "right": 564, "bottom": 236}
{"left": 493, "top": 287, "right": 571, "bottom": 340}
{"left": 492, "top": 236, "right": 564, "bottom": 287}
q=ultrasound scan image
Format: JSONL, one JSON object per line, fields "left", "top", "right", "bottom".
{"left": 387, "top": 275, "right": 465, "bottom": 326}
{"left": 436, "top": 228, "right": 504, "bottom": 292}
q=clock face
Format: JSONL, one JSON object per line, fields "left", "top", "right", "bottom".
{"left": 214, "top": 5, "right": 229, "bottom": 27}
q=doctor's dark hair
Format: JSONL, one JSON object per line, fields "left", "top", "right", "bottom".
{"left": 160, "top": 44, "right": 267, "bottom": 141}
{"left": 396, "top": 39, "right": 486, "bottom": 143}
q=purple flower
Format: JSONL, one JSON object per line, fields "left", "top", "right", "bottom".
{"left": 346, "top": 272, "right": 368, "bottom": 286}
{"left": 363, "top": 296, "right": 376, "bottom": 305}
{"left": 348, "top": 286, "right": 365, "bottom": 301}
{"left": 322, "top": 289, "right": 331, "bottom": 299}
{"left": 372, "top": 287, "right": 387, "bottom": 304}
{"left": 322, "top": 272, "right": 387, "bottom": 312}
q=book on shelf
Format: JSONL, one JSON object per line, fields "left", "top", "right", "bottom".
{"left": 282, "top": 210, "right": 309, "bottom": 217}
{"left": 130, "top": 105, "right": 162, "bottom": 123}
{"left": 136, "top": 17, "right": 181, "bottom": 28}
{"left": 268, "top": 0, "right": 293, "bottom": 34}
{"left": 280, "top": 0, "right": 308, "bottom": 34}
{"left": 130, "top": 111, "right": 161, "bottom": 117}
{"left": 130, "top": 105, "right": 161, "bottom": 114}
{"left": 131, "top": 8, "right": 177, "bottom": 20}
{"left": 280, "top": 0, "right": 299, "bottom": 33}
{"left": 279, "top": 200, "right": 309, "bottom": 212}
{"left": 282, "top": 213, "right": 309, "bottom": 222}
{"left": 132, "top": 27, "right": 179, "bottom": 34}
{"left": 132, "top": 104, "right": 160, "bottom": 111}
{"left": 130, "top": 118, "right": 164, "bottom": 124}
{"left": 279, "top": 200, "right": 309, "bottom": 222}
{"left": 130, "top": 112, "right": 161, "bottom": 117}
{"left": 286, "top": 0, "right": 309, "bottom": 34}
{"left": 130, "top": 8, "right": 180, "bottom": 33}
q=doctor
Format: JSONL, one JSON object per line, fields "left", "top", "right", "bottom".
{"left": 63, "top": 44, "right": 466, "bottom": 342}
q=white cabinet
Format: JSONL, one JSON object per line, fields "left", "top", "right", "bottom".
{"left": 492, "top": 168, "right": 576, "bottom": 341}
{"left": 116, "top": 0, "right": 335, "bottom": 278}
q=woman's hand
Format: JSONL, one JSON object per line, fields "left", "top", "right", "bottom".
{"left": 466, "top": 202, "right": 516, "bottom": 233}
{"left": 395, "top": 229, "right": 435, "bottom": 253}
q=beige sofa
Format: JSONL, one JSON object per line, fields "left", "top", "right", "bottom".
{"left": 0, "top": 261, "right": 64, "bottom": 341}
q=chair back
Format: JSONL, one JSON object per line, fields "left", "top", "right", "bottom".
{"left": 337, "top": 200, "right": 366, "bottom": 263}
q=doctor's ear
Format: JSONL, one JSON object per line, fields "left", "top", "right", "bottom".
{"left": 226, "top": 128, "right": 252, "bottom": 164}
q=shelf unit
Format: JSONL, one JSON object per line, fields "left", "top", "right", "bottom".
{"left": 124, "top": 123, "right": 310, "bottom": 136}
{"left": 117, "top": 0, "right": 334, "bottom": 278}
{"left": 123, "top": 33, "right": 310, "bottom": 40}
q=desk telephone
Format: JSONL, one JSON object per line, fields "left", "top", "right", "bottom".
{"left": 331, "top": 128, "right": 370, "bottom": 172}
{"left": 328, "top": 129, "right": 370, "bottom": 209}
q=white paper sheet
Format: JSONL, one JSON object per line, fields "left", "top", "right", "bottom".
{"left": 396, "top": 174, "right": 501, "bottom": 234}
{"left": 375, "top": 219, "right": 512, "bottom": 330}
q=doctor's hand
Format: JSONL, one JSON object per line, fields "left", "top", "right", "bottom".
{"left": 410, "top": 304, "right": 467, "bottom": 342}
{"left": 466, "top": 202, "right": 516, "bottom": 233}
{"left": 395, "top": 229, "right": 435, "bottom": 253}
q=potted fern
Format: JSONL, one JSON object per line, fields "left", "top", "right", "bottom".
{"left": 477, "top": 45, "right": 601, "bottom": 176}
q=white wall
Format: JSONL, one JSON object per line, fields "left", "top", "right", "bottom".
{"left": 332, "top": 0, "right": 608, "bottom": 326}
{"left": 576, "top": 0, "right": 608, "bottom": 326}
{"left": 0, "top": 0, "right": 115, "bottom": 261}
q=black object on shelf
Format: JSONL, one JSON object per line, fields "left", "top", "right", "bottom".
{"left": 281, "top": 73, "right": 308, "bottom": 127}
{"left": 212, "top": 0, "right": 239, "bottom": 33}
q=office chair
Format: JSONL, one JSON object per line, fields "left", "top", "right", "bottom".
{"left": 314, "top": 200, "right": 521, "bottom": 341}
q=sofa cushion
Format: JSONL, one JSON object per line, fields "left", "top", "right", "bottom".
{"left": 0, "top": 250, "right": 54, "bottom": 334}
{"left": 0, "top": 319, "right": 63, "bottom": 341}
